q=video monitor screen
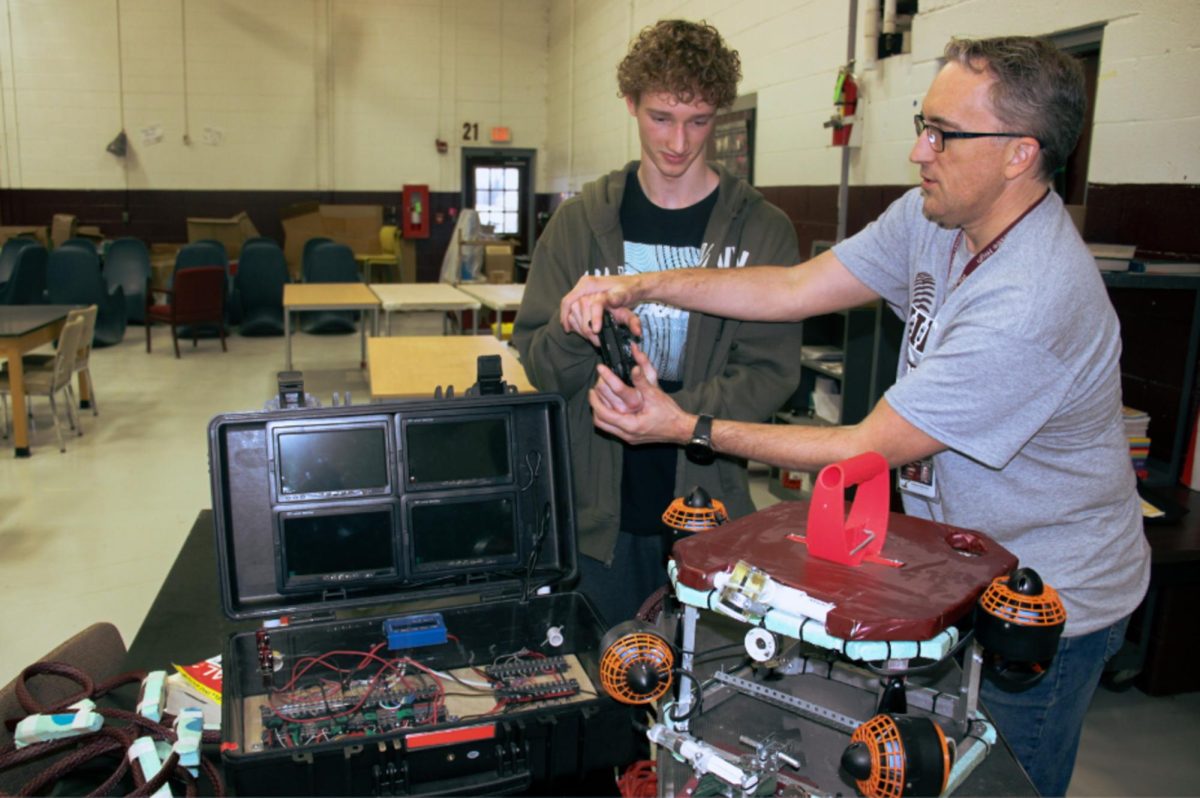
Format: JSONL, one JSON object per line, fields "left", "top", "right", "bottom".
{"left": 276, "top": 426, "right": 389, "bottom": 499}
{"left": 404, "top": 417, "right": 510, "bottom": 486}
{"left": 409, "top": 495, "right": 518, "bottom": 573}
{"left": 279, "top": 506, "right": 397, "bottom": 592}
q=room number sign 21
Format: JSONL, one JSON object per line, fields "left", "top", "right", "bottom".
{"left": 462, "top": 122, "right": 479, "bottom": 141}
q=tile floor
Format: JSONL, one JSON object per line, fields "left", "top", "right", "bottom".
{"left": 1, "top": 322, "right": 1197, "bottom": 795}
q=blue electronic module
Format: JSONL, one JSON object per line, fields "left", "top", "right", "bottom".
{"left": 383, "top": 613, "right": 448, "bottom": 650}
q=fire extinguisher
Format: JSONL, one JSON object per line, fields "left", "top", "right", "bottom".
{"left": 401, "top": 184, "right": 430, "bottom": 239}
{"left": 827, "top": 66, "right": 858, "bottom": 147}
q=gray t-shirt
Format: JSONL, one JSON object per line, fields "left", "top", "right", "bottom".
{"left": 834, "top": 188, "right": 1149, "bottom": 637}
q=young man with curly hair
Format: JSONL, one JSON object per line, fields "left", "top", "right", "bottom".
{"left": 513, "top": 20, "right": 802, "bottom": 626}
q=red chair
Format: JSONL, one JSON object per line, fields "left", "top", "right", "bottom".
{"left": 146, "top": 265, "right": 228, "bottom": 358}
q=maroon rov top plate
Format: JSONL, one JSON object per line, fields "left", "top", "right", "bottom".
{"left": 670, "top": 501, "right": 1018, "bottom": 642}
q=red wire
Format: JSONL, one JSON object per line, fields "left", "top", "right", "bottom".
{"left": 617, "top": 760, "right": 657, "bottom": 798}
{"left": 268, "top": 648, "right": 446, "bottom": 726}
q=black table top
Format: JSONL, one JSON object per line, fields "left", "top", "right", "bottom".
{"left": 0, "top": 305, "right": 76, "bottom": 338}
{"left": 125, "top": 510, "right": 249, "bottom": 672}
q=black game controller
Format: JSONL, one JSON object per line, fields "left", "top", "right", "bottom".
{"left": 597, "top": 311, "right": 640, "bottom": 386}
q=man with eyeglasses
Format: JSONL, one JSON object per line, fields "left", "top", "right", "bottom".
{"left": 557, "top": 36, "right": 1149, "bottom": 797}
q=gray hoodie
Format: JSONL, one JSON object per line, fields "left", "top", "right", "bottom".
{"left": 513, "top": 161, "right": 803, "bottom": 564}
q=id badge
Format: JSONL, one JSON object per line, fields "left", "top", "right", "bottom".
{"left": 898, "top": 457, "right": 938, "bottom": 500}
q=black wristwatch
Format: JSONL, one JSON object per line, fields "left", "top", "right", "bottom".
{"left": 685, "top": 414, "right": 715, "bottom": 465}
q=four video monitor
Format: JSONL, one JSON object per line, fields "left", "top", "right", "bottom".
{"left": 267, "top": 411, "right": 521, "bottom": 595}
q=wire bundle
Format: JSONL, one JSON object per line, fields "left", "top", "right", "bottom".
{"left": 0, "top": 661, "right": 224, "bottom": 796}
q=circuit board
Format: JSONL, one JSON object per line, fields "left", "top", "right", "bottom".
{"left": 242, "top": 652, "right": 596, "bottom": 752}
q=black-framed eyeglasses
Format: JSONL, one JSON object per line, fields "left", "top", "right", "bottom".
{"left": 913, "top": 114, "right": 1040, "bottom": 153}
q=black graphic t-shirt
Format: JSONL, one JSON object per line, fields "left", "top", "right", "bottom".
{"left": 617, "top": 175, "right": 718, "bottom": 534}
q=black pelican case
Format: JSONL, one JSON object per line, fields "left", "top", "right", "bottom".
{"left": 207, "top": 391, "right": 639, "bottom": 795}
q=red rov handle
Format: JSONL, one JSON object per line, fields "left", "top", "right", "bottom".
{"left": 806, "top": 452, "right": 890, "bottom": 566}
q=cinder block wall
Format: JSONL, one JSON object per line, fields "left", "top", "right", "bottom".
{"left": 545, "top": 0, "right": 1199, "bottom": 191}
{"left": 0, "top": 0, "right": 551, "bottom": 193}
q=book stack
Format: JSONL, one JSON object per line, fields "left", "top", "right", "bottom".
{"left": 1089, "top": 243, "right": 1136, "bottom": 273}
{"left": 1123, "top": 406, "right": 1151, "bottom": 479}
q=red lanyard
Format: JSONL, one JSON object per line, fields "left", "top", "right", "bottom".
{"left": 946, "top": 190, "right": 1050, "bottom": 291}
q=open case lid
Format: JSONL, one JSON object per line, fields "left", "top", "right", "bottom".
{"left": 208, "top": 392, "right": 576, "bottom": 622}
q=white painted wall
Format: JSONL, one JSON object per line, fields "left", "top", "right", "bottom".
{"left": 0, "top": 0, "right": 551, "bottom": 192}
{"left": 0, "top": 0, "right": 1194, "bottom": 194}
{"left": 547, "top": 0, "right": 1200, "bottom": 191}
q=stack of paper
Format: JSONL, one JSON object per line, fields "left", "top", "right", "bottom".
{"left": 1089, "top": 243, "right": 1136, "bottom": 272}
{"left": 812, "top": 376, "right": 842, "bottom": 423}
{"left": 1123, "top": 406, "right": 1151, "bottom": 478}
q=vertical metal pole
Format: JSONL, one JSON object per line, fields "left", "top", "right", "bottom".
{"left": 837, "top": 0, "right": 859, "bottom": 243}
{"left": 674, "top": 603, "right": 700, "bottom": 730}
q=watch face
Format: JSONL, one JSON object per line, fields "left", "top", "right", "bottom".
{"left": 686, "top": 437, "right": 714, "bottom": 465}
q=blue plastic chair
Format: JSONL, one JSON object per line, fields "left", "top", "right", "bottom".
{"left": 239, "top": 236, "right": 278, "bottom": 252}
{"left": 234, "top": 240, "right": 289, "bottom": 336}
{"left": 0, "top": 245, "right": 48, "bottom": 305}
{"left": 174, "top": 241, "right": 227, "bottom": 276}
{"left": 58, "top": 238, "right": 99, "bottom": 253}
{"left": 46, "top": 245, "right": 101, "bottom": 298}
{"left": 0, "top": 238, "right": 38, "bottom": 288}
{"left": 46, "top": 247, "right": 127, "bottom": 347}
{"left": 103, "top": 238, "right": 152, "bottom": 324}
{"left": 301, "top": 236, "right": 334, "bottom": 282}
{"left": 301, "top": 241, "right": 359, "bottom": 334}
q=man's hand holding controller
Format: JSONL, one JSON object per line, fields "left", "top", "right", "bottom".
{"left": 559, "top": 273, "right": 645, "bottom": 345}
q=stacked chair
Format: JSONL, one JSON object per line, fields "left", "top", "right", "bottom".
{"left": 300, "top": 241, "right": 360, "bottom": 334}
{"left": 301, "top": 236, "right": 334, "bottom": 281}
{"left": 173, "top": 239, "right": 228, "bottom": 279}
{"left": 233, "top": 238, "right": 289, "bottom": 336}
{"left": 103, "top": 237, "right": 152, "bottom": 323}
{"left": 58, "top": 238, "right": 99, "bottom": 252}
{"left": 45, "top": 246, "right": 126, "bottom": 347}
{"left": 0, "top": 238, "right": 39, "bottom": 292}
{"left": 0, "top": 244, "right": 47, "bottom": 305}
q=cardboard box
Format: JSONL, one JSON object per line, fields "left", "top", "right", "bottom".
{"left": 397, "top": 238, "right": 417, "bottom": 283}
{"left": 149, "top": 243, "right": 183, "bottom": 292}
{"left": 0, "top": 226, "right": 48, "bottom": 247}
{"left": 280, "top": 204, "right": 383, "bottom": 280}
{"left": 50, "top": 214, "right": 78, "bottom": 247}
{"left": 187, "top": 211, "right": 260, "bottom": 258}
{"left": 484, "top": 244, "right": 515, "bottom": 284}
